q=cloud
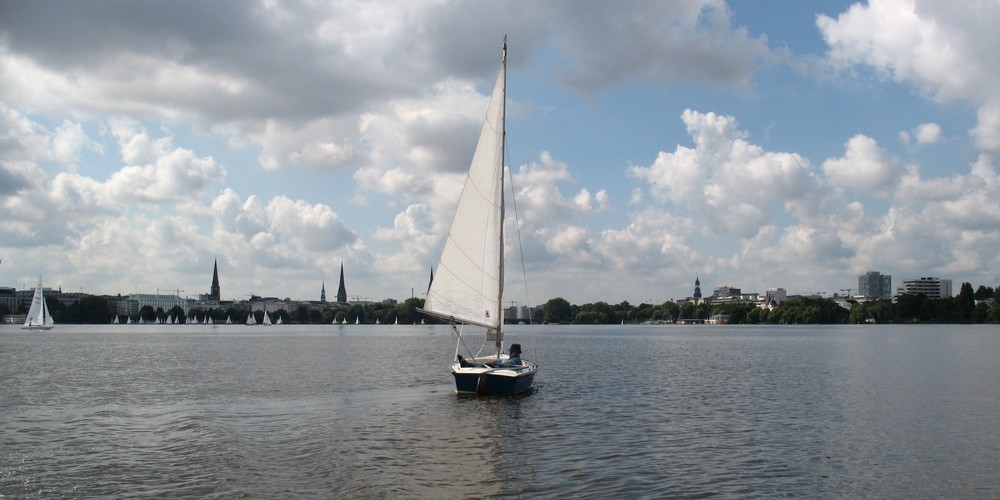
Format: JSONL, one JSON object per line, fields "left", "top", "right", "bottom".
{"left": 548, "top": 0, "right": 773, "bottom": 92}
{"left": 105, "top": 121, "right": 225, "bottom": 203}
{"left": 822, "top": 134, "right": 904, "bottom": 194}
{"left": 629, "top": 109, "right": 819, "bottom": 237}
{"left": 0, "top": 0, "right": 783, "bottom": 178}
{"left": 818, "top": 0, "right": 1000, "bottom": 150}
{"left": 914, "top": 122, "right": 942, "bottom": 144}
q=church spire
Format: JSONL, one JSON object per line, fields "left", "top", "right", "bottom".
{"left": 210, "top": 259, "right": 221, "bottom": 301}
{"left": 337, "top": 262, "right": 347, "bottom": 304}
{"left": 321, "top": 281, "right": 326, "bottom": 303}
{"left": 693, "top": 275, "right": 702, "bottom": 300}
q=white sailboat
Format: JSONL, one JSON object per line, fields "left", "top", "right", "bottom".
{"left": 22, "top": 277, "right": 55, "bottom": 330}
{"left": 276, "top": 315, "right": 283, "bottom": 325}
{"left": 419, "top": 39, "right": 537, "bottom": 395}
{"left": 245, "top": 311, "right": 257, "bottom": 325}
{"left": 262, "top": 308, "right": 272, "bottom": 326}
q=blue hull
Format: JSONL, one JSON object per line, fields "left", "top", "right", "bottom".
{"left": 453, "top": 369, "right": 536, "bottom": 395}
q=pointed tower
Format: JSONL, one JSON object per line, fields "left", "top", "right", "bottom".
{"left": 210, "top": 259, "right": 221, "bottom": 301}
{"left": 693, "top": 275, "right": 702, "bottom": 302}
{"left": 321, "top": 281, "right": 327, "bottom": 303}
{"left": 336, "top": 263, "right": 347, "bottom": 304}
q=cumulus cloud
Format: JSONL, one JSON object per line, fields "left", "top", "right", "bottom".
{"left": 104, "top": 122, "right": 225, "bottom": 203}
{"left": 818, "top": 0, "right": 1000, "bottom": 150}
{"left": 822, "top": 134, "right": 904, "bottom": 194}
{"left": 629, "top": 109, "right": 818, "bottom": 237}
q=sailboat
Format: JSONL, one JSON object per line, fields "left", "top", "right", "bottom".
{"left": 245, "top": 311, "right": 257, "bottom": 325}
{"left": 22, "top": 277, "right": 55, "bottom": 330}
{"left": 419, "top": 39, "right": 537, "bottom": 395}
{"left": 262, "top": 308, "right": 272, "bottom": 326}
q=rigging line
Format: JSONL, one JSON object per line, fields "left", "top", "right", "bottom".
{"left": 505, "top": 157, "right": 532, "bottom": 325}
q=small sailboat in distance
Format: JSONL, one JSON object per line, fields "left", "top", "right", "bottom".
{"left": 23, "top": 277, "right": 55, "bottom": 330}
{"left": 419, "top": 39, "right": 537, "bottom": 395}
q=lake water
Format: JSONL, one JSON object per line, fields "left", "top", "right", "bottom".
{"left": 2, "top": 323, "right": 999, "bottom": 498}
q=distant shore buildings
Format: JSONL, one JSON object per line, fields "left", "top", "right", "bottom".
{"left": 1, "top": 261, "right": 969, "bottom": 324}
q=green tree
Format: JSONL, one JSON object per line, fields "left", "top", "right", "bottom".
{"left": 543, "top": 297, "right": 573, "bottom": 324}
{"left": 139, "top": 305, "right": 156, "bottom": 322}
{"left": 957, "top": 282, "right": 975, "bottom": 323}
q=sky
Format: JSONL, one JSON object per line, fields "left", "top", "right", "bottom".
{"left": 1, "top": 0, "right": 999, "bottom": 306}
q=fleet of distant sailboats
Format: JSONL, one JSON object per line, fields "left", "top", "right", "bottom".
{"left": 13, "top": 275, "right": 411, "bottom": 328}
{"left": 98, "top": 310, "right": 410, "bottom": 326}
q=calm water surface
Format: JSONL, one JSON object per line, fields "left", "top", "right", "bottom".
{"left": 2, "top": 323, "right": 999, "bottom": 498}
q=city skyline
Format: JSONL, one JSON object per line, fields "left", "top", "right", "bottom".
{"left": 0, "top": 264, "right": 968, "bottom": 306}
{"left": 2, "top": 1, "right": 999, "bottom": 305}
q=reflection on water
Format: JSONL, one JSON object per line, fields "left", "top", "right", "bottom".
{"left": 2, "top": 324, "right": 999, "bottom": 497}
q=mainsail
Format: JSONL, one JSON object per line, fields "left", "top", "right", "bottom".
{"left": 422, "top": 42, "right": 506, "bottom": 334}
{"left": 23, "top": 277, "right": 55, "bottom": 330}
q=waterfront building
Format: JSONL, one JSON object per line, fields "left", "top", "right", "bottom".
{"left": 765, "top": 288, "right": 787, "bottom": 305}
{"left": 897, "top": 277, "right": 953, "bottom": 299}
{"left": 120, "top": 293, "right": 188, "bottom": 316}
{"left": 859, "top": 271, "right": 892, "bottom": 299}
{"left": 0, "top": 287, "right": 17, "bottom": 312}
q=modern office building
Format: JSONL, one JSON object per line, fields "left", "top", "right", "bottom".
{"left": 897, "top": 277, "right": 953, "bottom": 299}
{"left": 765, "top": 288, "right": 787, "bottom": 304}
{"left": 858, "top": 271, "right": 892, "bottom": 299}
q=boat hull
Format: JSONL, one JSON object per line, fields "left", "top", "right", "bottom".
{"left": 22, "top": 325, "right": 54, "bottom": 330}
{"left": 451, "top": 363, "right": 537, "bottom": 395}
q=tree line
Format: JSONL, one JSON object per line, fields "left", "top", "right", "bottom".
{"left": 540, "top": 283, "right": 998, "bottom": 325}
{"left": 2, "top": 296, "right": 431, "bottom": 325}
{"left": 4, "top": 283, "right": 996, "bottom": 325}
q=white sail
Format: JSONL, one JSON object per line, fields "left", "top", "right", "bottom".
{"left": 263, "top": 309, "right": 272, "bottom": 326}
{"left": 422, "top": 45, "right": 506, "bottom": 332}
{"left": 246, "top": 311, "right": 257, "bottom": 325}
{"left": 23, "top": 278, "right": 55, "bottom": 330}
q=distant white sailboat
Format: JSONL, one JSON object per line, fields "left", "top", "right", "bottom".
{"left": 112, "top": 315, "right": 120, "bottom": 325}
{"left": 262, "top": 308, "right": 272, "bottom": 326}
{"left": 225, "top": 315, "right": 232, "bottom": 324}
{"left": 246, "top": 311, "right": 257, "bottom": 325}
{"left": 23, "top": 277, "right": 54, "bottom": 330}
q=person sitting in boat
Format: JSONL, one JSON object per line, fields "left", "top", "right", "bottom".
{"left": 488, "top": 344, "right": 522, "bottom": 367}
{"left": 456, "top": 344, "right": 523, "bottom": 368}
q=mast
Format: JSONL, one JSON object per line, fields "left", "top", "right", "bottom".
{"left": 496, "top": 37, "right": 507, "bottom": 359}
